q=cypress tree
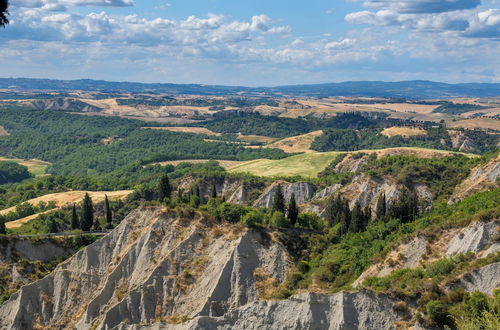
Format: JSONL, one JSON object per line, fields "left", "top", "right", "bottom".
{"left": 272, "top": 184, "right": 285, "bottom": 214}
{"left": 158, "top": 175, "right": 172, "bottom": 202}
{"left": 350, "top": 201, "right": 362, "bottom": 233}
{"left": 196, "top": 185, "right": 201, "bottom": 199}
{"left": 211, "top": 184, "right": 217, "bottom": 198}
{"left": 71, "top": 204, "right": 79, "bottom": 230}
{"left": 105, "top": 195, "right": 113, "bottom": 228}
{"left": 81, "top": 193, "right": 94, "bottom": 231}
{"left": 375, "top": 193, "right": 386, "bottom": 220}
{"left": 0, "top": 215, "right": 6, "bottom": 235}
{"left": 287, "top": 193, "right": 299, "bottom": 226}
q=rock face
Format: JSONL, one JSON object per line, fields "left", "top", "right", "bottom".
{"left": 27, "top": 98, "right": 103, "bottom": 112}
{"left": 0, "top": 208, "right": 291, "bottom": 329}
{"left": 449, "top": 263, "right": 500, "bottom": 295}
{"left": 446, "top": 220, "right": 499, "bottom": 256}
{"left": 449, "top": 155, "right": 500, "bottom": 204}
{"left": 449, "top": 131, "right": 477, "bottom": 152}
{"left": 119, "top": 291, "right": 404, "bottom": 330}
{"left": 253, "top": 181, "right": 316, "bottom": 208}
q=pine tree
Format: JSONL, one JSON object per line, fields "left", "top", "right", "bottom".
{"left": 158, "top": 175, "right": 172, "bottom": 202}
{"left": 287, "top": 193, "right": 299, "bottom": 226}
{"left": 211, "top": 184, "right": 217, "bottom": 198}
{"left": 0, "top": 215, "right": 6, "bottom": 235}
{"left": 105, "top": 195, "right": 113, "bottom": 229}
{"left": 71, "top": 204, "right": 79, "bottom": 230}
{"left": 196, "top": 185, "right": 201, "bottom": 199}
{"left": 81, "top": 193, "right": 94, "bottom": 231}
{"left": 375, "top": 192, "right": 386, "bottom": 220}
{"left": 272, "top": 184, "right": 285, "bottom": 213}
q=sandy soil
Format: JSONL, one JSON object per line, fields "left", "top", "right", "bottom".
{"left": 381, "top": 127, "right": 427, "bottom": 138}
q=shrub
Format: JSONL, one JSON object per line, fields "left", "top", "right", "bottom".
{"left": 393, "top": 301, "right": 409, "bottom": 313}
{"left": 426, "top": 258, "right": 455, "bottom": 277}
{"left": 297, "top": 260, "right": 310, "bottom": 273}
{"left": 426, "top": 300, "right": 453, "bottom": 328}
{"left": 465, "top": 291, "right": 490, "bottom": 317}
{"left": 241, "top": 210, "right": 263, "bottom": 227}
{"left": 269, "top": 211, "right": 290, "bottom": 228}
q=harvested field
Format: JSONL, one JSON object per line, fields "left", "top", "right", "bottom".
{"left": 236, "top": 133, "right": 278, "bottom": 144}
{"left": 381, "top": 127, "right": 427, "bottom": 138}
{"left": 266, "top": 130, "right": 323, "bottom": 153}
{"left": 0, "top": 125, "right": 9, "bottom": 136}
{"left": 143, "top": 126, "right": 222, "bottom": 136}
{"left": 448, "top": 118, "right": 500, "bottom": 131}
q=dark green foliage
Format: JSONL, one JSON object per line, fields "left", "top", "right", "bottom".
{"left": 364, "top": 154, "right": 482, "bottom": 197}
{"left": 0, "top": 215, "right": 5, "bottom": 234}
{"left": 0, "top": 0, "right": 8, "bottom": 27}
{"left": 388, "top": 188, "right": 419, "bottom": 223}
{"left": 426, "top": 300, "right": 453, "bottom": 328}
{"left": 325, "top": 195, "right": 351, "bottom": 234}
{"left": 211, "top": 184, "right": 217, "bottom": 198}
{"left": 433, "top": 102, "right": 487, "bottom": 115}
{"left": 0, "top": 108, "right": 288, "bottom": 177}
{"left": 464, "top": 291, "right": 490, "bottom": 317}
{"left": 105, "top": 195, "right": 113, "bottom": 227}
{"left": 272, "top": 185, "right": 285, "bottom": 214}
{"left": 71, "top": 204, "right": 79, "bottom": 230}
{"left": 158, "top": 175, "right": 172, "bottom": 202}
{"left": 287, "top": 193, "right": 299, "bottom": 226}
{"left": 375, "top": 193, "right": 386, "bottom": 219}
{"left": 269, "top": 211, "right": 290, "bottom": 228}
{"left": 0, "top": 161, "right": 32, "bottom": 184}
{"left": 197, "top": 112, "right": 378, "bottom": 138}
{"left": 81, "top": 193, "right": 94, "bottom": 231}
{"left": 241, "top": 210, "right": 263, "bottom": 227}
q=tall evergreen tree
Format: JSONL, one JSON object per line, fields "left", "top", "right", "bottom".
{"left": 375, "top": 193, "right": 386, "bottom": 220}
{"left": 105, "top": 195, "right": 113, "bottom": 228}
{"left": 81, "top": 193, "right": 94, "bottom": 231}
{"left": 158, "top": 175, "right": 172, "bottom": 202}
{"left": 0, "top": 0, "right": 8, "bottom": 28}
{"left": 272, "top": 184, "right": 285, "bottom": 214}
{"left": 349, "top": 201, "right": 363, "bottom": 233}
{"left": 287, "top": 193, "right": 299, "bottom": 226}
{"left": 211, "top": 184, "right": 217, "bottom": 198}
{"left": 196, "top": 185, "right": 201, "bottom": 199}
{"left": 0, "top": 215, "right": 6, "bottom": 235}
{"left": 71, "top": 204, "right": 79, "bottom": 230}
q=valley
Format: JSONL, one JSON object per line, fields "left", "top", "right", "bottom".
{"left": 0, "top": 80, "right": 498, "bottom": 329}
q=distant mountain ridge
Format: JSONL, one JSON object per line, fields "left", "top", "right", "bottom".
{"left": 1, "top": 77, "right": 499, "bottom": 98}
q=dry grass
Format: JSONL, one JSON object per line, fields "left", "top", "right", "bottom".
{"left": 448, "top": 118, "right": 500, "bottom": 130}
{"left": 236, "top": 133, "right": 278, "bottom": 144}
{"left": 0, "top": 125, "right": 9, "bottom": 136}
{"left": 266, "top": 130, "right": 323, "bottom": 153}
{"left": 2, "top": 190, "right": 132, "bottom": 229}
{"left": 142, "top": 126, "right": 222, "bottom": 136}
{"left": 381, "top": 127, "right": 427, "bottom": 138}
{"left": 150, "top": 159, "right": 247, "bottom": 170}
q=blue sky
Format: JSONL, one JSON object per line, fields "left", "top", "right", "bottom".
{"left": 1, "top": 0, "right": 499, "bottom": 86}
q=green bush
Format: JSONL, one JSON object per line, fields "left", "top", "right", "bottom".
{"left": 426, "top": 300, "right": 453, "bottom": 328}
{"left": 241, "top": 210, "right": 263, "bottom": 227}
{"left": 269, "top": 211, "right": 290, "bottom": 228}
{"left": 426, "top": 258, "right": 456, "bottom": 277}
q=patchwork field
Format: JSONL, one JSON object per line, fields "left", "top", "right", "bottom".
{"left": 265, "top": 130, "right": 323, "bottom": 153}
{"left": 2, "top": 190, "right": 133, "bottom": 229}
{"left": 143, "top": 126, "right": 222, "bottom": 136}
{"left": 381, "top": 127, "right": 427, "bottom": 138}
{"left": 0, "top": 157, "right": 51, "bottom": 176}
{"left": 236, "top": 133, "right": 278, "bottom": 144}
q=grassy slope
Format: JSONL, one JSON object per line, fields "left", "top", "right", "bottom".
{"left": 228, "top": 147, "right": 476, "bottom": 178}
{"left": 0, "top": 157, "right": 50, "bottom": 177}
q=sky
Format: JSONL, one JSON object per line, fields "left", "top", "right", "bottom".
{"left": 1, "top": 0, "right": 499, "bottom": 86}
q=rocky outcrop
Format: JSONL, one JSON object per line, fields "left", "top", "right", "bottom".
{"left": 334, "top": 154, "right": 367, "bottom": 173}
{"left": 253, "top": 181, "right": 316, "bottom": 208}
{"left": 177, "top": 176, "right": 247, "bottom": 203}
{"left": 311, "top": 184, "right": 342, "bottom": 201}
{"left": 446, "top": 220, "right": 499, "bottom": 256}
{"left": 0, "top": 208, "right": 291, "bottom": 329}
{"left": 27, "top": 98, "right": 103, "bottom": 112}
{"left": 0, "top": 238, "right": 73, "bottom": 263}
{"left": 449, "top": 262, "right": 500, "bottom": 295}
{"left": 449, "top": 155, "right": 500, "bottom": 204}
{"left": 449, "top": 131, "right": 477, "bottom": 152}
{"left": 119, "top": 290, "right": 404, "bottom": 330}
